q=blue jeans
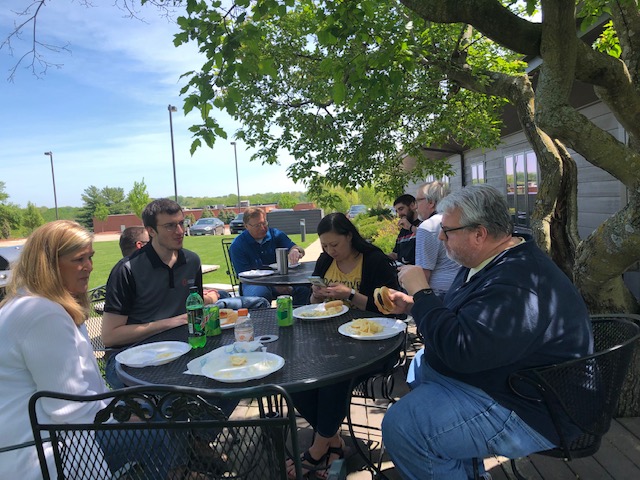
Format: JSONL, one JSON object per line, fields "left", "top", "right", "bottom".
{"left": 214, "top": 294, "right": 270, "bottom": 310}
{"left": 241, "top": 284, "right": 310, "bottom": 306}
{"left": 106, "top": 353, "right": 125, "bottom": 390}
{"left": 382, "top": 349, "right": 555, "bottom": 480}
{"left": 97, "top": 427, "right": 183, "bottom": 478}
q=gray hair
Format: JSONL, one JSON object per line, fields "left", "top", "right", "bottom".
{"left": 417, "top": 181, "right": 450, "bottom": 205}
{"left": 437, "top": 184, "right": 512, "bottom": 238}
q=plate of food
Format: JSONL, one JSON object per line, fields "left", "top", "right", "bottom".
{"left": 338, "top": 318, "right": 407, "bottom": 340}
{"left": 200, "top": 351, "right": 285, "bottom": 383}
{"left": 238, "top": 269, "right": 275, "bottom": 278}
{"left": 293, "top": 300, "right": 348, "bottom": 320}
{"left": 116, "top": 341, "right": 191, "bottom": 368}
{"left": 219, "top": 308, "right": 239, "bottom": 330}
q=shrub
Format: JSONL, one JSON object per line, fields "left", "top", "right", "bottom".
{"left": 354, "top": 216, "right": 383, "bottom": 241}
{"left": 217, "top": 209, "right": 236, "bottom": 224}
{"left": 369, "top": 205, "right": 394, "bottom": 220}
{"left": 354, "top": 216, "right": 398, "bottom": 253}
{"left": 371, "top": 219, "right": 398, "bottom": 253}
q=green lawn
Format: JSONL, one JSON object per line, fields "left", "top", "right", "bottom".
{"left": 89, "top": 234, "right": 318, "bottom": 290}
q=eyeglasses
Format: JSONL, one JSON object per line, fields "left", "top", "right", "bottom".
{"left": 248, "top": 221, "right": 268, "bottom": 229}
{"left": 440, "top": 223, "right": 479, "bottom": 240}
{"left": 159, "top": 221, "right": 185, "bottom": 232}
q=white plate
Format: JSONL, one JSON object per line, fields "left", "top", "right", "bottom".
{"left": 238, "top": 269, "right": 275, "bottom": 278}
{"left": 219, "top": 309, "right": 237, "bottom": 330}
{"left": 221, "top": 320, "right": 236, "bottom": 330}
{"left": 293, "top": 304, "right": 349, "bottom": 320}
{"left": 200, "top": 352, "right": 285, "bottom": 383}
{"left": 338, "top": 318, "right": 407, "bottom": 340}
{"left": 268, "top": 263, "right": 300, "bottom": 269}
{"left": 116, "top": 341, "right": 191, "bottom": 368}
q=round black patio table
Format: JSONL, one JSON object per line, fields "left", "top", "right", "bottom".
{"left": 116, "top": 308, "right": 405, "bottom": 393}
{"left": 238, "top": 261, "right": 317, "bottom": 287}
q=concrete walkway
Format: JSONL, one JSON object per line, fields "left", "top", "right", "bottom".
{"left": 300, "top": 237, "right": 323, "bottom": 263}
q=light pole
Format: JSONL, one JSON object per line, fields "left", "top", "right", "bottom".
{"left": 168, "top": 104, "right": 178, "bottom": 202}
{"left": 230, "top": 141, "right": 241, "bottom": 209}
{"left": 43, "top": 151, "right": 59, "bottom": 220}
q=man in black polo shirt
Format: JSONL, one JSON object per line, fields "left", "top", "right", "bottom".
{"left": 389, "top": 194, "right": 421, "bottom": 265}
{"left": 102, "top": 198, "right": 206, "bottom": 388}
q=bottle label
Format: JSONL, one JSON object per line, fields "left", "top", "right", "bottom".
{"left": 234, "top": 317, "right": 254, "bottom": 342}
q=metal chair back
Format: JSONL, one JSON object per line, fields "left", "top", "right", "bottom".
{"left": 29, "top": 384, "right": 304, "bottom": 480}
{"left": 508, "top": 316, "right": 640, "bottom": 466}
{"left": 85, "top": 285, "right": 113, "bottom": 385}
{"left": 221, "top": 238, "right": 242, "bottom": 295}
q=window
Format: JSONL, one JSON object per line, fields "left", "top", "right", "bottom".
{"left": 425, "top": 174, "right": 450, "bottom": 184}
{"left": 505, "top": 151, "right": 538, "bottom": 228}
{"left": 471, "top": 162, "right": 485, "bottom": 184}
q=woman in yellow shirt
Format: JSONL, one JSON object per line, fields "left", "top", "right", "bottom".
{"left": 287, "top": 212, "right": 400, "bottom": 478}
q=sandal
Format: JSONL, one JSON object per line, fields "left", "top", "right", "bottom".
{"left": 327, "top": 445, "right": 345, "bottom": 463}
{"left": 327, "top": 437, "right": 347, "bottom": 467}
{"left": 286, "top": 449, "right": 328, "bottom": 479}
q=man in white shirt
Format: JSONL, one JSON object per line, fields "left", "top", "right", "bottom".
{"left": 414, "top": 181, "right": 460, "bottom": 294}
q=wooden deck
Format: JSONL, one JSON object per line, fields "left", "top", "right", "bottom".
{"left": 485, "top": 418, "right": 640, "bottom": 480}
{"left": 342, "top": 404, "right": 640, "bottom": 479}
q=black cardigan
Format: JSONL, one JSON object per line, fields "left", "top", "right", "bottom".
{"left": 312, "top": 249, "right": 400, "bottom": 314}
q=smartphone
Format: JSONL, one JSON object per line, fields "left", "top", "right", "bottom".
{"left": 308, "top": 276, "right": 327, "bottom": 287}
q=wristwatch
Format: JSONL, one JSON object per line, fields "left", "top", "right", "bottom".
{"left": 413, "top": 288, "right": 434, "bottom": 302}
{"left": 348, "top": 288, "right": 356, "bottom": 301}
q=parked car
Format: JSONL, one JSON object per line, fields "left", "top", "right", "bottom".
{"left": 0, "top": 245, "right": 22, "bottom": 301}
{"left": 229, "top": 213, "right": 245, "bottom": 234}
{"left": 347, "top": 204, "right": 369, "bottom": 219}
{"left": 189, "top": 217, "right": 225, "bottom": 236}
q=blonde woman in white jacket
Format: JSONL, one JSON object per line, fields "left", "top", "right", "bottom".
{"left": 0, "top": 220, "right": 113, "bottom": 479}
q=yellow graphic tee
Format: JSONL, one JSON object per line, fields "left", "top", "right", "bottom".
{"left": 323, "top": 256, "right": 363, "bottom": 306}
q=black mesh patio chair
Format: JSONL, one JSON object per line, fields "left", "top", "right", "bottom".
{"left": 85, "top": 284, "right": 114, "bottom": 386}
{"left": 222, "top": 238, "right": 243, "bottom": 296}
{"left": 29, "top": 384, "right": 347, "bottom": 480}
{"left": 473, "top": 315, "right": 640, "bottom": 480}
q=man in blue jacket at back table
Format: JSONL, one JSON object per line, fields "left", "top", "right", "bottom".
{"left": 381, "top": 184, "right": 593, "bottom": 480}
{"left": 230, "top": 207, "right": 309, "bottom": 305}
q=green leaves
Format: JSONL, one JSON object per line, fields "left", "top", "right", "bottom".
{"left": 174, "top": 0, "right": 523, "bottom": 196}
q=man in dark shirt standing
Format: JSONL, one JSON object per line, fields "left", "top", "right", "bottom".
{"left": 388, "top": 194, "right": 421, "bottom": 264}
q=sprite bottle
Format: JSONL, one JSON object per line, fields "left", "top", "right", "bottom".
{"left": 186, "top": 286, "right": 206, "bottom": 348}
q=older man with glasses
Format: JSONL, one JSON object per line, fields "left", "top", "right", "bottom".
{"left": 229, "top": 207, "right": 309, "bottom": 305}
{"left": 414, "top": 181, "right": 461, "bottom": 295}
{"left": 381, "top": 184, "right": 593, "bottom": 480}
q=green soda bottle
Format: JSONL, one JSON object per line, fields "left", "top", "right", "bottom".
{"left": 186, "top": 286, "right": 206, "bottom": 348}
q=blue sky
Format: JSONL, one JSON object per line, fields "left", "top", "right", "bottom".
{"left": 0, "top": 1, "right": 303, "bottom": 208}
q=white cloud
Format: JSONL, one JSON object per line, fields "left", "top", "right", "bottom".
{"left": 0, "top": 0, "right": 305, "bottom": 208}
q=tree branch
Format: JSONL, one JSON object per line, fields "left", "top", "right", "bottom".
{"left": 399, "top": 0, "right": 542, "bottom": 55}
{"left": 1, "top": 0, "right": 179, "bottom": 81}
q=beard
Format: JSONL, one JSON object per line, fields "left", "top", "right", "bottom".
{"left": 402, "top": 210, "right": 416, "bottom": 224}
{"left": 445, "top": 245, "right": 471, "bottom": 268}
